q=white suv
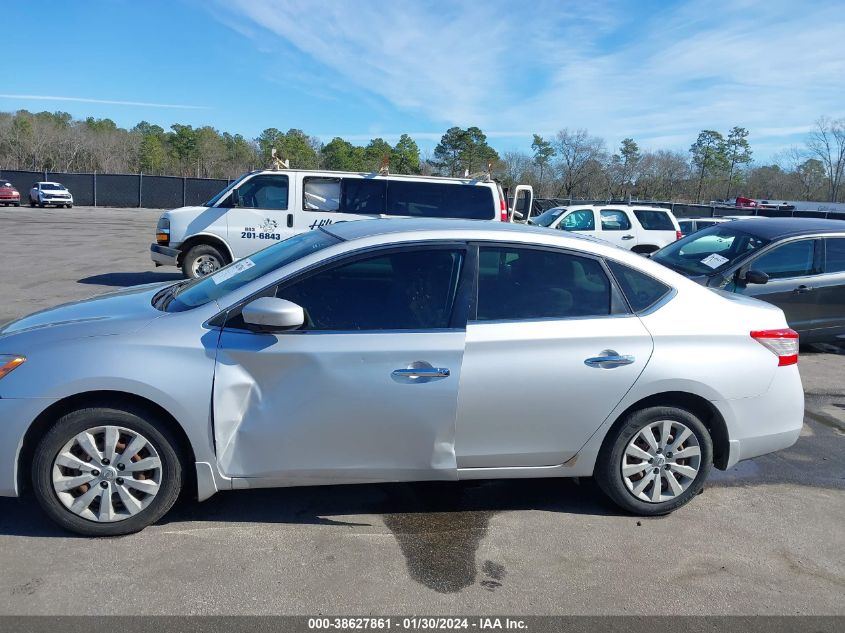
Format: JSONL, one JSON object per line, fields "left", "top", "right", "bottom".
{"left": 29, "top": 182, "right": 73, "bottom": 208}
{"left": 532, "top": 204, "right": 681, "bottom": 253}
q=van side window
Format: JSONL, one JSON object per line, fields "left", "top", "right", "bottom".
{"left": 304, "top": 177, "right": 341, "bottom": 211}
{"left": 385, "top": 181, "right": 493, "bottom": 220}
{"left": 342, "top": 178, "right": 386, "bottom": 215}
{"left": 236, "top": 174, "right": 289, "bottom": 210}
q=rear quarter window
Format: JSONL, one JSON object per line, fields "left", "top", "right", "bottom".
{"left": 607, "top": 260, "right": 672, "bottom": 312}
{"left": 634, "top": 210, "right": 675, "bottom": 231}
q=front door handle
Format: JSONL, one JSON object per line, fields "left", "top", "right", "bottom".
{"left": 621, "top": 234, "right": 635, "bottom": 240}
{"left": 793, "top": 285, "right": 814, "bottom": 294}
{"left": 584, "top": 351, "right": 635, "bottom": 369}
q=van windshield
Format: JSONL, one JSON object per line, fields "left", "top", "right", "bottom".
{"left": 204, "top": 174, "right": 248, "bottom": 207}
{"left": 156, "top": 229, "right": 341, "bottom": 312}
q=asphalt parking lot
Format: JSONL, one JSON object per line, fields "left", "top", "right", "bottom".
{"left": 0, "top": 206, "right": 842, "bottom": 615}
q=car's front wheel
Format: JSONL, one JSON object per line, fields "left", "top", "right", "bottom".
{"left": 32, "top": 406, "right": 183, "bottom": 536}
{"left": 595, "top": 406, "right": 712, "bottom": 515}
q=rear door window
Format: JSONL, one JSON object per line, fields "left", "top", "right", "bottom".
{"left": 634, "top": 210, "right": 675, "bottom": 231}
{"left": 823, "top": 238, "right": 845, "bottom": 273}
{"left": 476, "top": 246, "right": 611, "bottom": 320}
{"left": 600, "top": 209, "right": 632, "bottom": 231}
{"left": 385, "top": 181, "right": 493, "bottom": 219}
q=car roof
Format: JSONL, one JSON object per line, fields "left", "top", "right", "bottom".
{"left": 323, "top": 217, "right": 600, "bottom": 244}
{"left": 727, "top": 217, "right": 845, "bottom": 239}
{"left": 37, "top": 181, "right": 63, "bottom": 186}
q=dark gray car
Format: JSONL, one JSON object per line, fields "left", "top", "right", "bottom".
{"left": 652, "top": 218, "right": 845, "bottom": 343}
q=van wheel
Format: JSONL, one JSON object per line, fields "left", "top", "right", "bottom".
{"left": 31, "top": 406, "right": 183, "bottom": 536}
{"left": 182, "top": 244, "right": 226, "bottom": 279}
{"left": 595, "top": 406, "right": 712, "bottom": 515}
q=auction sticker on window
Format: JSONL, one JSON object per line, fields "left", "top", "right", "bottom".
{"left": 700, "top": 253, "right": 729, "bottom": 269}
{"left": 211, "top": 258, "right": 255, "bottom": 284}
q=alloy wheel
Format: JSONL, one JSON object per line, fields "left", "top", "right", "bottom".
{"left": 192, "top": 254, "right": 221, "bottom": 277}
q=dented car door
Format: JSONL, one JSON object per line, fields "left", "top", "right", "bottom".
{"left": 212, "top": 245, "right": 470, "bottom": 486}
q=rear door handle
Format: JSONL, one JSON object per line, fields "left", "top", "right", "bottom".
{"left": 621, "top": 234, "right": 635, "bottom": 240}
{"left": 793, "top": 285, "right": 814, "bottom": 293}
{"left": 584, "top": 353, "right": 635, "bottom": 369}
{"left": 392, "top": 367, "right": 450, "bottom": 380}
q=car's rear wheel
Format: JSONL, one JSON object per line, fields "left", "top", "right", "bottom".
{"left": 181, "top": 243, "right": 226, "bottom": 278}
{"left": 32, "top": 406, "right": 183, "bottom": 536}
{"left": 595, "top": 406, "right": 712, "bottom": 515}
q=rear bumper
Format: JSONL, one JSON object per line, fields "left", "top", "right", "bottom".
{"left": 713, "top": 365, "right": 804, "bottom": 468}
{"left": 151, "top": 243, "right": 179, "bottom": 267}
{"left": 0, "top": 397, "right": 57, "bottom": 497}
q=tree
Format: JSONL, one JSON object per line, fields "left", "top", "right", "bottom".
{"left": 321, "top": 137, "right": 366, "bottom": 171}
{"left": 617, "top": 138, "right": 640, "bottom": 198}
{"left": 531, "top": 134, "right": 554, "bottom": 179}
{"left": 796, "top": 158, "right": 826, "bottom": 201}
{"left": 392, "top": 134, "right": 420, "bottom": 174}
{"left": 807, "top": 116, "right": 845, "bottom": 202}
{"left": 552, "top": 128, "right": 606, "bottom": 198}
{"left": 364, "top": 137, "right": 393, "bottom": 171}
{"left": 689, "top": 130, "right": 728, "bottom": 202}
{"left": 168, "top": 124, "right": 198, "bottom": 176}
{"left": 723, "top": 127, "right": 752, "bottom": 198}
{"left": 433, "top": 126, "right": 498, "bottom": 177}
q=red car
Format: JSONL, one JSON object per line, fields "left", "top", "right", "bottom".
{"left": 0, "top": 180, "right": 20, "bottom": 206}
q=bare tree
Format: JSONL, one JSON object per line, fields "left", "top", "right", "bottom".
{"left": 552, "top": 129, "right": 606, "bottom": 197}
{"left": 807, "top": 116, "right": 845, "bottom": 202}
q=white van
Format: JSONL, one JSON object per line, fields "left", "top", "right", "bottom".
{"left": 530, "top": 204, "right": 681, "bottom": 254}
{"left": 151, "top": 169, "right": 533, "bottom": 277}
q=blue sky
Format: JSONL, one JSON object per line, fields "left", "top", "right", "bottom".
{"left": 3, "top": 0, "right": 844, "bottom": 161}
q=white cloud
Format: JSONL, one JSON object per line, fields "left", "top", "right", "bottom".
{"left": 213, "top": 0, "right": 845, "bottom": 156}
{"left": 0, "top": 94, "right": 208, "bottom": 110}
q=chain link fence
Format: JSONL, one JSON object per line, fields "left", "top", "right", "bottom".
{"left": 0, "top": 169, "right": 230, "bottom": 208}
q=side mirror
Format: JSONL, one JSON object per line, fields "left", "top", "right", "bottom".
{"left": 229, "top": 188, "right": 240, "bottom": 208}
{"left": 744, "top": 269, "right": 769, "bottom": 285}
{"left": 242, "top": 297, "right": 304, "bottom": 332}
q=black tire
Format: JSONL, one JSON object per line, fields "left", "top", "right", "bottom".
{"left": 67, "top": 204, "right": 73, "bottom": 208}
{"left": 595, "top": 406, "right": 713, "bottom": 516}
{"left": 181, "top": 243, "right": 227, "bottom": 279}
{"left": 14, "top": 202, "right": 20, "bottom": 207}
{"left": 29, "top": 199, "right": 35, "bottom": 207}
{"left": 32, "top": 405, "right": 183, "bottom": 536}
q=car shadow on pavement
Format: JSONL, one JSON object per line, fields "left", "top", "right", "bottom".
{"left": 77, "top": 271, "right": 183, "bottom": 287}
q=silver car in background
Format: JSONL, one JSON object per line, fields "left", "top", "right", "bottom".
{"left": 0, "top": 219, "right": 804, "bottom": 535}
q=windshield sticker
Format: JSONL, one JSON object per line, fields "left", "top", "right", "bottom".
{"left": 211, "top": 258, "right": 255, "bottom": 284}
{"left": 700, "top": 253, "right": 730, "bottom": 269}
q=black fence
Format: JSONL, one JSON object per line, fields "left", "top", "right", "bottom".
{"left": 0, "top": 169, "right": 230, "bottom": 209}
{"left": 531, "top": 198, "right": 845, "bottom": 221}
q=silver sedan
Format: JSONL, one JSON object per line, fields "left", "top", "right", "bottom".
{"left": 0, "top": 219, "right": 804, "bottom": 535}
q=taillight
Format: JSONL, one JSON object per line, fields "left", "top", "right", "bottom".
{"left": 500, "top": 196, "right": 508, "bottom": 222}
{"left": 675, "top": 230, "right": 683, "bottom": 240}
{"left": 750, "top": 329, "right": 799, "bottom": 366}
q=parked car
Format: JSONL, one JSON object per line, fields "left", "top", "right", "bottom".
{"left": 677, "top": 215, "right": 767, "bottom": 237}
{"left": 677, "top": 217, "right": 729, "bottom": 237}
{"left": 0, "top": 218, "right": 802, "bottom": 535}
{"left": 652, "top": 217, "right": 845, "bottom": 343}
{"left": 29, "top": 182, "right": 73, "bottom": 208}
{"left": 0, "top": 180, "right": 20, "bottom": 206}
{"left": 530, "top": 204, "right": 681, "bottom": 253}
{"left": 151, "top": 168, "right": 533, "bottom": 279}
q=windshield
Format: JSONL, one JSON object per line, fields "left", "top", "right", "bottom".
{"left": 42, "top": 183, "right": 64, "bottom": 190}
{"left": 652, "top": 225, "right": 769, "bottom": 276}
{"left": 160, "top": 229, "right": 341, "bottom": 312}
{"left": 204, "top": 173, "right": 250, "bottom": 207}
{"left": 532, "top": 207, "right": 567, "bottom": 227}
